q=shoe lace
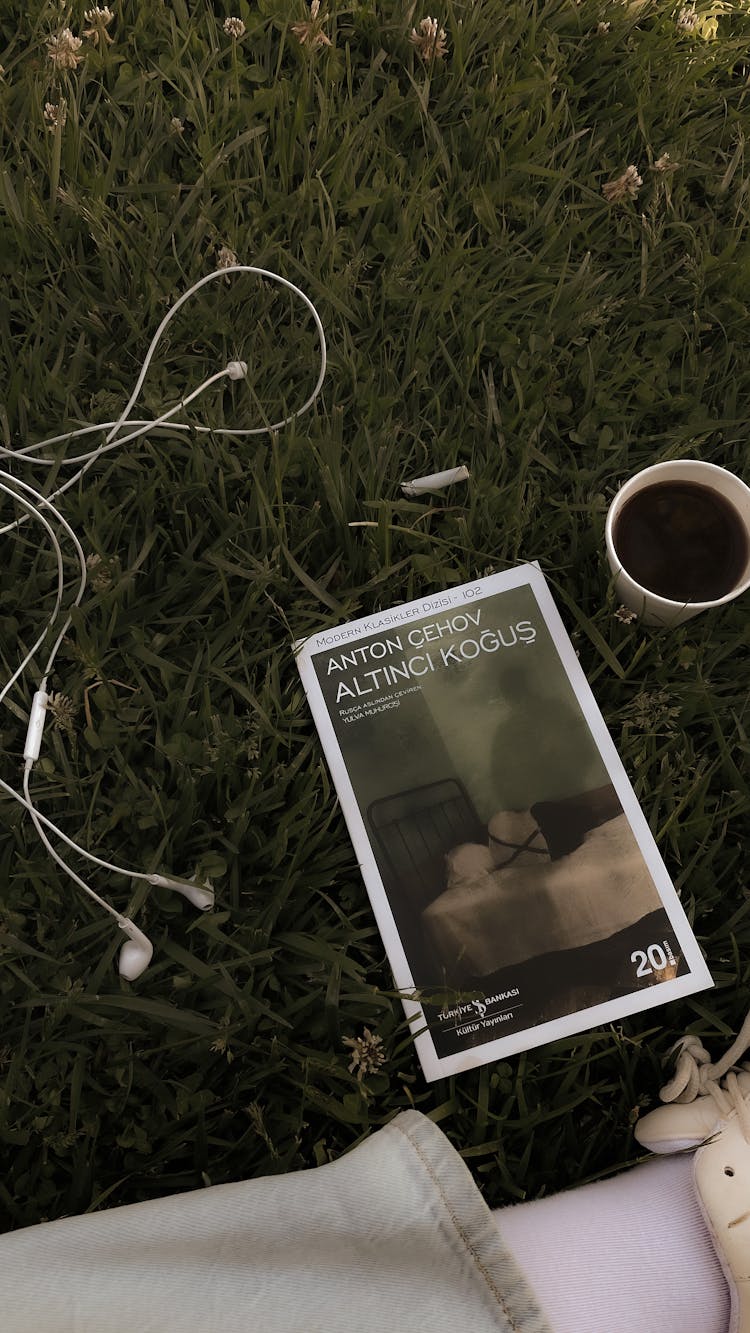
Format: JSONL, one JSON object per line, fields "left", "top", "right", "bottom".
{"left": 657, "top": 1010, "right": 750, "bottom": 1143}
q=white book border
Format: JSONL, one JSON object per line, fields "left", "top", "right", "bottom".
{"left": 295, "top": 563, "right": 713, "bottom": 1081}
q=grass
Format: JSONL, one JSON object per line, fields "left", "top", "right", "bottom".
{"left": 0, "top": 0, "right": 750, "bottom": 1229}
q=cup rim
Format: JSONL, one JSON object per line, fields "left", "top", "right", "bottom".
{"left": 605, "top": 459, "right": 750, "bottom": 611}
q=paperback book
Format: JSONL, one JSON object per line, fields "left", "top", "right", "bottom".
{"left": 295, "top": 564, "right": 713, "bottom": 1081}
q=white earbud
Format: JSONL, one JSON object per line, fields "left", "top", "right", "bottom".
{"left": 146, "top": 874, "right": 215, "bottom": 910}
{"left": 117, "top": 919, "right": 155, "bottom": 981}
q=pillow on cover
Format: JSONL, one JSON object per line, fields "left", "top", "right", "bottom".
{"left": 444, "top": 842, "right": 496, "bottom": 891}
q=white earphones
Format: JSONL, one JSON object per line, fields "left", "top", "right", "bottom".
{"left": 117, "top": 919, "right": 155, "bottom": 982}
{"left": 3, "top": 265, "right": 327, "bottom": 980}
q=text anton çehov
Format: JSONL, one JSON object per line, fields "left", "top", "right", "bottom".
{"left": 324, "top": 609, "right": 538, "bottom": 704}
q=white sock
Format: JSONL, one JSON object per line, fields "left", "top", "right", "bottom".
{"left": 495, "top": 1154, "right": 729, "bottom": 1333}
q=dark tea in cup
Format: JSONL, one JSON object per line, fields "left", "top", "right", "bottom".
{"left": 612, "top": 479, "right": 750, "bottom": 604}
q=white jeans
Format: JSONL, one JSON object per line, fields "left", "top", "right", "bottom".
{"left": 0, "top": 1110, "right": 550, "bottom": 1333}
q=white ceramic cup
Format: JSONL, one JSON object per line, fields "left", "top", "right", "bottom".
{"left": 605, "top": 459, "right": 750, "bottom": 626}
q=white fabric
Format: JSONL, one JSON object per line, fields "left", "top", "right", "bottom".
{"left": 423, "top": 814, "right": 662, "bottom": 978}
{"left": 497, "top": 1153, "right": 729, "bottom": 1333}
{"left": 0, "top": 1110, "right": 551, "bottom": 1333}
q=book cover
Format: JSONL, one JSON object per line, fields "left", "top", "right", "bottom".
{"left": 295, "top": 564, "right": 713, "bottom": 1081}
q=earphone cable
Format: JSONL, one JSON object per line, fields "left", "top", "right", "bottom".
{"left": 0, "top": 265, "right": 327, "bottom": 473}
{"left": 8, "top": 767, "right": 198, "bottom": 889}
{"left": 0, "top": 469, "right": 89, "bottom": 688}
{"left": 0, "top": 473, "right": 76, "bottom": 707}
{"left": 22, "top": 763, "right": 128, "bottom": 926}
{"left": 1, "top": 265, "right": 327, "bottom": 975}
{"left": 106, "top": 265, "right": 326, "bottom": 442}
{"left": 0, "top": 367, "right": 233, "bottom": 539}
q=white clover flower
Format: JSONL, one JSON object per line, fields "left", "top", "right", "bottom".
{"left": 86, "top": 552, "right": 114, "bottom": 590}
{"left": 653, "top": 151, "right": 679, "bottom": 173}
{"left": 47, "top": 691, "right": 77, "bottom": 733}
{"left": 170, "top": 116, "right": 185, "bottom": 135}
{"left": 84, "top": 5, "right": 115, "bottom": 44}
{"left": 44, "top": 101, "right": 67, "bottom": 130}
{"left": 223, "top": 16, "right": 246, "bottom": 38}
{"left": 343, "top": 1028, "right": 386, "bottom": 1080}
{"left": 291, "top": 1, "right": 332, "bottom": 48}
{"left": 216, "top": 244, "right": 238, "bottom": 269}
{"left": 602, "top": 164, "right": 642, "bottom": 203}
{"left": 677, "top": 5, "right": 721, "bottom": 39}
{"left": 409, "top": 15, "right": 449, "bottom": 60}
{"left": 676, "top": 5, "right": 700, "bottom": 28}
{"left": 47, "top": 28, "right": 83, "bottom": 69}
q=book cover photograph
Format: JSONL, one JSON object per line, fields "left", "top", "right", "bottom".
{"left": 295, "top": 564, "right": 713, "bottom": 1080}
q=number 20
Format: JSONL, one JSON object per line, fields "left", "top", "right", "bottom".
{"left": 631, "top": 943, "right": 668, "bottom": 977}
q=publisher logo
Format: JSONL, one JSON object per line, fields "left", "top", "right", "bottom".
{"left": 438, "top": 988, "right": 521, "bottom": 1036}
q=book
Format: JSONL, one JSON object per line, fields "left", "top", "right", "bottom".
{"left": 295, "top": 563, "right": 713, "bottom": 1081}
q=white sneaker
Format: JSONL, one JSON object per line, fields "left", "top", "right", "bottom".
{"left": 636, "top": 1014, "right": 750, "bottom": 1333}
